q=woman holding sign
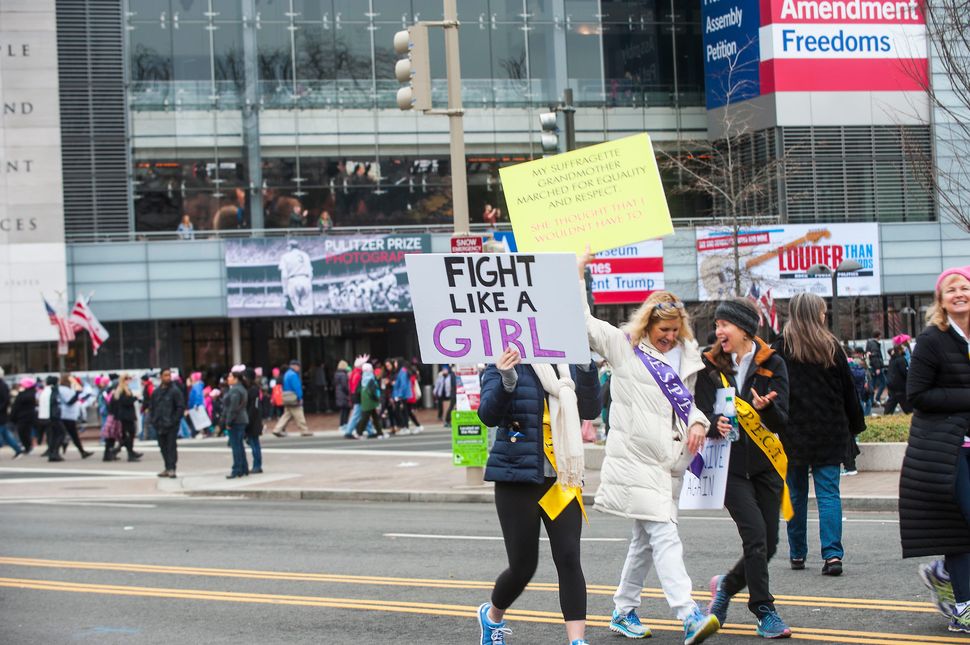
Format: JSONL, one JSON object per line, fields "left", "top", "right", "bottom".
{"left": 576, "top": 253, "right": 721, "bottom": 644}
{"left": 770, "top": 293, "right": 865, "bottom": 577}
{"left": 695, "top": 298, "right": 792, "bottom": 639}
{"left": 476, "top": 346, "right": 601, "bottom": 645}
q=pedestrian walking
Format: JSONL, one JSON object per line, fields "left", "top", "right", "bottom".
{"left": 37, "top": 376, "right": 66, "bottom": 462}
{"left": 353, "top": 363, "right": 384, "bottom": 439}
{"left": 392, "top": 360, "right": 422, "bottom": 434}
{"left": 0, "top": 369, "right": 24, "bottom": 459}
{"left": 223, "top": 366, "right": 249, "bottom": 479}
{"left": 109, "top": 375, "right": 142, "bottom": 462}
{"left": 57, "top": 374, "right": 94, "bottom": 460}
{"left": 883, "top": 344, "right": 913, "bottom": 415}
{"left": 11, "top": 378, "right": 37, "bottom": 455}
{"left": 269, "top": 367, "right": 284, "bottom": 421}
{"left": 900, "top": 266, "right": 970, "bottom": 632}
{"left": 772, "top": 293, "right": 865, "bottom": 577}
{"left": 273, "top": 359, "right": 310, "bottom": 437}
{"left": 150, "top": 368, "right": 184, "bottom": 478}
{"left": 245, "top": 368, "right": 264, "bottom": 474}
{"left": 187, "top": 371, "right": 208, "bottom": 436}
{"left": 867, "top": 331, "right": 887, "bottom": 404}
{"left": 695, "top": 298, "right": 793, "bottom": 639}
{"left": 433, "top": 366, "right": 450, "bottom": 422}
{"left": 475, "top": 345, "right": 601, "bottom": 645}
{"left": 334, "top": 360, "right": 351, "bottom": 428}
{"left": 576, "top": 245, "right": 720, "bottom": 644}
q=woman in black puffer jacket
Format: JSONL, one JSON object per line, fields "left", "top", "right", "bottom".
{"left": 883, "top": 344, "right": 912, "bottom": 415}
{"left": 900, "top": 266, "right": 970, "bottom": 633}
{"left": 771, "top": 293, "right": 865, "bottom": 577}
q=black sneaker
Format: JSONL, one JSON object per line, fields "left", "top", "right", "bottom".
{"left": 822, "top": 558, "right": 843, "bottom": 576}
{"left": 790, "top": 558, "right": 805, "bottom": 570}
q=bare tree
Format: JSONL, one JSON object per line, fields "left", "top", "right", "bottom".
{"left": 906, "top": 0, "right": 970, "bottom": 232}
{"left": 658, "top": 40, "right": 793, "bottom": 298}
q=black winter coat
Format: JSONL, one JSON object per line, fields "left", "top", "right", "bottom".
{"left": 478, "top": 363, "right": 600, "bottom": 484}
{"left": 887, "top": 354, "right": 908, "bottom": 393}
{"left": 246, "top": 383, "right": 263, "bottom": 438}
{"left": 771, "top": 340, "right": 865, "bottom": 467}
{"left": 0, "top": 380, "right": 10, "bottom": 425}
{"left": 10, "top": 388, "right": 36, "bottom": 426}
{"left": 696, "top": 337, "right": 790, "bottom": 478}
{"left": 334, "top": 370, "right": 350, "bottom": 409}
{"left": 109, "top": 392, "right": 138, "bottom": 423}
{"left": 150, "top": 384, "right": 185, "bottom": 431}
{"left": 899, "top": 325, "right": 970, "bottom": 558}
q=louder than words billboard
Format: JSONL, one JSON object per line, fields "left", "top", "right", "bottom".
{"left": 695, "top": 223, "right": 880, "bottom": 300}
{"left": 226, "top": 235, "right": 430, "bottom": 317}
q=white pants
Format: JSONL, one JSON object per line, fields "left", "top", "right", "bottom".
{"left": 286, "top": 276, "right": 314, "bottom": 315}
{"left": 613, "top": 519, "right": 697, "bottom": 621}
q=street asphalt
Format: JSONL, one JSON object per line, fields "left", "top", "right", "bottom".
{"left": 0, "top": 497, "right": 954, "bottom": 645}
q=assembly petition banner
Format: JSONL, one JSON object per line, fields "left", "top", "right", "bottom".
{"left": 226, "top": 235, "right": 430, "bottom": 317}
{"left": 499, "top": 133, "right": 673, "bottom": 254}
{"left": 695, "top": 223, "right": 880, "bottom": 300}
{"left": 405, "top": 253, "right": 591, "bottom": 364}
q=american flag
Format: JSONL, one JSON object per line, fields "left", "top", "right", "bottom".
{"left": 43, "top": 297, "right": 74, "bottom": 354}
{"left": 745, "top": 283, "right": 779, "bottom": 334}
{"left": 69, "top": 295, "right": 110, "bottom": 355}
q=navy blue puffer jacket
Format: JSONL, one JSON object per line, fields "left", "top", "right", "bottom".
{"left": 479, "top": 363, "right": 601, "bottom": 484}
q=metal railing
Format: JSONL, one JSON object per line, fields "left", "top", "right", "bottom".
{"left": 65, "top": 216, "right": 783, "bottom": 245}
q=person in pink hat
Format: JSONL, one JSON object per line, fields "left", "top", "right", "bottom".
{"left": 900, "top": 265, "right": 970, "bottom": 633}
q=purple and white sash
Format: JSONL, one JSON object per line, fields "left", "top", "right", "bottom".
{"left": 632, "top": 344, "right": 705, "bottom": 477}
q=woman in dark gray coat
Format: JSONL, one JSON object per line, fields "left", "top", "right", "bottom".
{"left": 223, "top": 366, "right": 249, "bottom": 479}
{"left": 334, "top": 361, "right": 351, "bottom": 427}
{"left": 900, "top": 266, "right": 970, "bottom": 633}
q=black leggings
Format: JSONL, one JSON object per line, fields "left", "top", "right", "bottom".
{"left": 491, "top": 478, "right": 586, "bottom": 622}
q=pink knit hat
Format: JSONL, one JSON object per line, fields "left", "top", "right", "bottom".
{"left": 20, "top": 377, "right": 35, "bottom": 389}
{"left": 191, "top": 371, "right": 202, "bottom": 381}
{"left": 936, "top": 265, "right": 970, "bottom": 290}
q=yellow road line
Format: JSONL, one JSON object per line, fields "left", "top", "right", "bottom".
{"left": 0, "top": 556, "right": 935, "bottom": 614}
{"left": 0, "top": 576, "right": 960, "bottom": 645}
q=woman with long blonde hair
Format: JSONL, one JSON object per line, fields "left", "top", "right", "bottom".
{"left": 577, "top": 253, "right": 720, "bottom": 644}
{"left": 771, "top": 293, "right": 864, "bottom": 577}
{"left": 108, "top": 374, "right": 142, "bottom": 462}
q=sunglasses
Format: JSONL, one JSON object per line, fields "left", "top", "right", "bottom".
{"left": 653, "top": 301, "right": 685, "bottom": 312}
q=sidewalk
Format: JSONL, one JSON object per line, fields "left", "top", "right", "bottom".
{"left": 3, "top": 408, "right": 900, "bottom": 511}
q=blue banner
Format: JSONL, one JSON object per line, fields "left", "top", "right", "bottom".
{"left": 702, "top": 0, "right": 762, "bottom": 110}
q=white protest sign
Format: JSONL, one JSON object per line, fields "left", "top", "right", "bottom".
{"left": 678, "top": 438, "right": 731, "bottom": 511}
{"left": 405, "top": 253, "right": 591, "bottom": 364}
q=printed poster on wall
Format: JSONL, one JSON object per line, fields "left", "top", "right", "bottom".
{"left": 589, "top": 240, "right": 664, "bottom": 305}
{"left": 695, "top": 223, "right": 880, "bottom": 301}
{"left": 225, "top": 235, "right": 430, "bottom": 317}
{"left": 405, "top": 253, "right": 591, "bottom": 365}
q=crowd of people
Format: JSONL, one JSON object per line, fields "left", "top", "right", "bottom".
{"left": 473, "top": 258, "right": 970, "bottom": 645}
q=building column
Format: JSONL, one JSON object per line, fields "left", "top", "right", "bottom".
{"left": 242, "top": 0, "right": 264, "bottom": 231}
{"left": 231, "top": 318, "right": 242, "bottom": 366}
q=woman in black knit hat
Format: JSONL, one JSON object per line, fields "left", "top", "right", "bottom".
{"left": 694, "top": 298, "right": 793, "bottom": 639}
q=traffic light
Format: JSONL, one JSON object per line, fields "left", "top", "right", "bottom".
{"left": 393, "top": 24, "right": 432, "bottom": 111}
{"left": 539, "top": 110, "right": 562, "bottom": 154}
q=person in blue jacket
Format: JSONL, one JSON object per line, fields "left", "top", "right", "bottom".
{"left": 475, "top": 346, "right": 600, "bottom": 645}
{"left": 273, "top": 359, "right": 310, "bottom": 437}
{"left": 187, "top": 372, "right": 207, "bottom": 437}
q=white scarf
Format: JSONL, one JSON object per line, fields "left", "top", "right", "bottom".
{"left": 532, "top": 363, "right": 585, "bottom": 488}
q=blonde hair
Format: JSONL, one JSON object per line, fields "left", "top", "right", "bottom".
{"left": 622, "top": 290, "right": 694, "bottom": 347}
{"left": 782, "top": 292, "right": 840, "bottom": 368}
{"left": 114, "top": 373, "right": 132, "bottom": 398}
{"left": 927, "top": 273, "right": 969, "bottom": 331}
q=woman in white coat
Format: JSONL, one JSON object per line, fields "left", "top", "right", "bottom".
{"left": 578, "top": 254, "right": 720, "bottom": 645}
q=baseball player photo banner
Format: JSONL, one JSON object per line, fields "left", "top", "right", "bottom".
{"left": 225, "top": 235, "right": 431, "bottom": 317}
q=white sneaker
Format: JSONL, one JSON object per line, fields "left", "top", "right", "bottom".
{"left": 412, "top": 425, "right": 423, "bottom": 435}
{"left": 399, "top": 428, "right": 411, "bottom": 435}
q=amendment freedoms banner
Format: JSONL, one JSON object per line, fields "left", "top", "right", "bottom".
{"left": 499, "top": 133, "right": 673, "bottom": 254}
{"left": 695, "top": 223, "right": 880, "bottom": 300}
{"left": 225, "top": 235, "right": 430, "bottom": 317}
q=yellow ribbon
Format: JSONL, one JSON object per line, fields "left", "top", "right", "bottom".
{"left": 538, "top": 401, "right": 588, "bottom": 523}
{"left": 720, "top": 373, "right": 794, "bottom": 521}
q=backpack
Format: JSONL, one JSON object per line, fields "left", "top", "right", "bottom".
{"left": 848, "top": 362, "right": 870, "bottom": 398}
{"left": 271, "top": 383, "right": 283, "bottom": 407}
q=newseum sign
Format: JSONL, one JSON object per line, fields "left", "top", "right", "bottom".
{"left": 0, "top": 0, "right": 68, "bottom": 342}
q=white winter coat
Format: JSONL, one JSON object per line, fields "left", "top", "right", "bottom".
{"left": 584, "top": 286, "right": 710, "bottom": 523}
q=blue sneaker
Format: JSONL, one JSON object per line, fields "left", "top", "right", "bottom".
{"left": 570, "top": 641, "right": 590, "bottom": 645}
{"left": 609, "top": 608, "right": 651, "bottom": 638}
{"left": 755, "top": 607, "right": 792, "bottom": 639}
{"left": 919, "top": 560, "right": 956, "bottom": 617}
{"left": 478, "top": 602, "right": 511, "bottom": 644}
{"left": 707, "top": 575, "right": 730, "bottom": 626}
{"left": 683, "top": 606, "right": 720, "bottom": 645}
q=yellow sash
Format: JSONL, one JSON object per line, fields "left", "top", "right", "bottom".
{"left": 720, "top": 373, "right": 794, "bottom": 521}
{"left": 537, "top": 401, "right": 588, "bottom": 523}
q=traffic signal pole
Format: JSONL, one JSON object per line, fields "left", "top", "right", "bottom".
{"left": 442, "top": 0, "right": 469, "bottom": 235}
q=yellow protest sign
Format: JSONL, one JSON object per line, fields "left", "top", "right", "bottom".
{"left": 498, "top": 133, "right": 673, "bottom": 254}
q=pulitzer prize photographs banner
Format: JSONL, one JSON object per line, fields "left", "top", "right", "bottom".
{"left": 226, "top": 235, "right": 430, "bottom": 317}
{"left": 695, "top": 223, "right": 880, "bottom": 300}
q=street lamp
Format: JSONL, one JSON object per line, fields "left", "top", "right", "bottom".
{"left": 808, "top": 260, "right": 863, "bottom": 339}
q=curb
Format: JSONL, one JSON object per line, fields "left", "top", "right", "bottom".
{"left": 183, "top": 488, "right": 900, "bottom": 512}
